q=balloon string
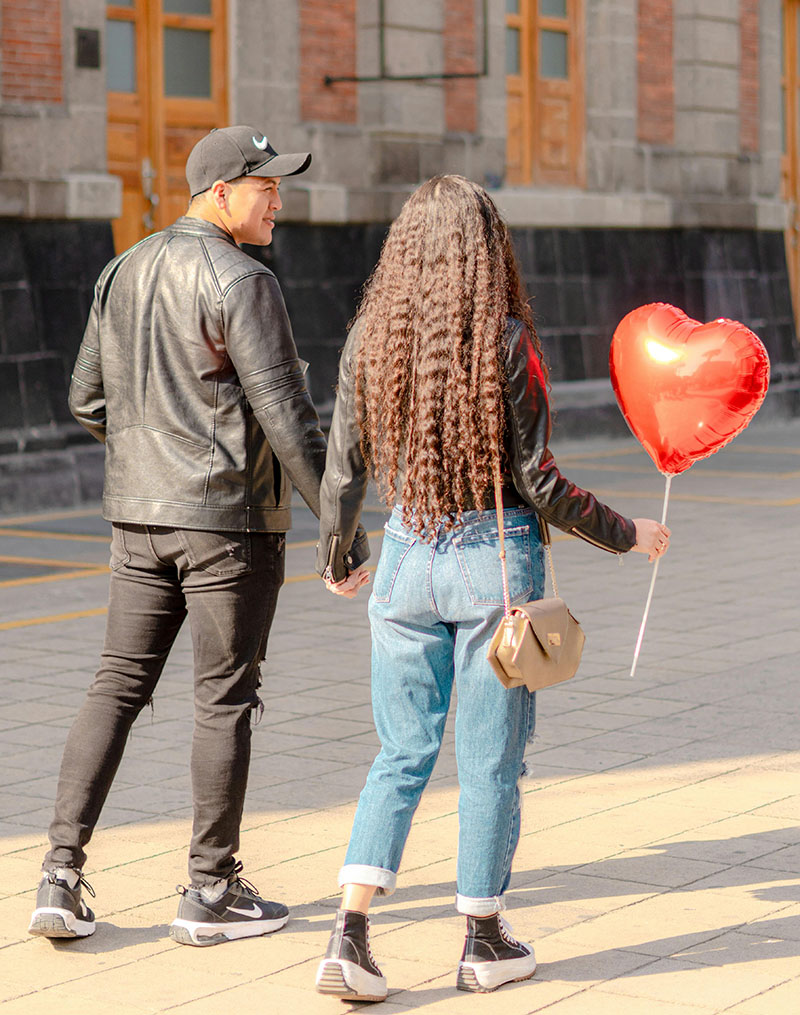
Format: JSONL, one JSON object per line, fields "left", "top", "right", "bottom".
{"left": 630, "top": 474, "right": 672, "bottom": 677}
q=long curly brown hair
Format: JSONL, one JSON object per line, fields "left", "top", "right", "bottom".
{"left": 353, "top": 174, "right": 546, "bottom": 536}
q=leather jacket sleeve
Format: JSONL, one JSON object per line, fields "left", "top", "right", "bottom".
{"left": 69, "top": 291, "right": 107, "bottom": 443}
{"left": 223, "top": 272, "right": 328, "bottom": 517}
{"left": 316, "top": 325, "right": 371, "bottom": 580}
{"left": 504, "top": 320, "right": 636, "bottom": 553}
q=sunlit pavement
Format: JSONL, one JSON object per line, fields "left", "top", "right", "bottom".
{"left": 1, "top": 419, "right": 799, "bottom": 1014}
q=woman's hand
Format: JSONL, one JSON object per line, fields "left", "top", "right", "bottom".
{"left": 323, "top": 566, "right": 371, "bottom": 599}
{"left": 631, "top": 519, "right": 671, "bottom": 563}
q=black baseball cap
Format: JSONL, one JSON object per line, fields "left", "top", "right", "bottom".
{"left": 186, "top": 125, "right": 312, "bottom": 197}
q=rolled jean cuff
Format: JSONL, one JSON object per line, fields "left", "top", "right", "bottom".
{"left": 338, "top": 864, "right": 396, "bottom": 897}
{"left": 456, "top": 893, "right": 506, "bottom": 917}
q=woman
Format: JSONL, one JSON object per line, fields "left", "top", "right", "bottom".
{"left": 314, "top": 175, "right": 670, "bottom": 1001}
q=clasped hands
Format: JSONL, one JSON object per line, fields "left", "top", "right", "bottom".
{"left": 323, "top": 565, "right": 371, "bottom": 599}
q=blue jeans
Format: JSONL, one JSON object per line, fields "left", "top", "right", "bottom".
{"left": 340, "top": 506, "right": 543, "bottom": 916}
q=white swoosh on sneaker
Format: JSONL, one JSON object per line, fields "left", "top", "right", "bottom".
{"left": 228, "top": 902, "right": 262, "bottom": 918}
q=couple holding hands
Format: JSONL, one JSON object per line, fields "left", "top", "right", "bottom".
{"left": 28, "top": 126, "right": 668, "bottom": 1002}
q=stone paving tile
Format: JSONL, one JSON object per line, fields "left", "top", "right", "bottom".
{"left": 598, "top": 955, "right": 793, "bottom": 1008}
{"left": 0, "top": 991, "right": 152, "bottom": 1015}
{"left": 724, "top": 977, "right": 800, "bottom": 1014}
{"left": 543, "top": 991, "right": 719, "bottom": 1014}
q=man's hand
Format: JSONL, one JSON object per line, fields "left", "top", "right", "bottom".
{"left": 324, "top": 566, "right": 371, "bottom": 599}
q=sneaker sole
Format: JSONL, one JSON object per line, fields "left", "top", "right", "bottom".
{"left": 315, "top": 959, "right": 388, "bottom": 1002}
{"left": 28, "top": 908, "right": 95, "bottom": 939}
{"left": 169, "top": 913, "right": 288, "bottom": 947}
{"left": 456, "top": 958, "right": 537, "bottom": 993}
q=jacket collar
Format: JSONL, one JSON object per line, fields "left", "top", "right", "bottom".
{"left": 168, "top": 216, "right": 237, "bottom": 244}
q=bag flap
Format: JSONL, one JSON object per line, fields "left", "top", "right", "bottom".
{"left": 511, "top": 597, "right": 570, "bottom": 662}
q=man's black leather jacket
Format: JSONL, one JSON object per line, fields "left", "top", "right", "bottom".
{"left": 317, "top": 318, "right": 636, "bottom": 581}
{"left": 70, "top": 216, "right": 340, "bottom": 535}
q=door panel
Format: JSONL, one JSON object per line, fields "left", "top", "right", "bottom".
{"left": 505, "top": 0, "right": 584, "bottom": 187}
{"left": 106, "top": 0, "right": 227, "bottom": 252}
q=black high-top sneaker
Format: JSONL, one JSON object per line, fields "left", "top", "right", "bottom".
{"left": 315, "top": 909, "right": 388, "bottom": 1002}
{"left": 28, "top": 868, "right": 96, "bottom": 939}
{"left": 169, "top": 861, "right": 288, "bottom": 946}
{"left": 456, "top": 913, "right": 537, "bottom": 992}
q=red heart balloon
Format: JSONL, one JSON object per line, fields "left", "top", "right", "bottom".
{"left": 610, "top": 303, "right": 770, "bottom": 475}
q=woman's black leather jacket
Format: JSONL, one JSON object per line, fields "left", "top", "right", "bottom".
{"left": 317, "top": 317, "right": 636, "bottom": 581}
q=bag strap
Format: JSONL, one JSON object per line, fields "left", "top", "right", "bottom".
{"left": 492, "top": 463, "right": 559, "bottom": 609}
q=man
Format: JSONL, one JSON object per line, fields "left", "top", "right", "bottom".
{"left": 28, "top": 126, "right": 367, "bottom": 947}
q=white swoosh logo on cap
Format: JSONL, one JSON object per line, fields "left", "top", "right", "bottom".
{"left": 252, "top": 135, "right": 269, "bottom": 150}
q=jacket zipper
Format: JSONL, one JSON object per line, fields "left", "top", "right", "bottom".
{"left": 569, "top": 526, "right": 623, "bottom": 557}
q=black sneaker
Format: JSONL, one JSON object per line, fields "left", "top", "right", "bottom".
{"left": 456, "top": 913, "right": 537, "bottom": 992}
{"left": 28, "top": 867, "right": 96, "bottom": 939}
{"left": 169, "top": 861, "right": 288, "bottom": 947}
{"left": 315, "top": 909, "right": 388, "bottom": 1002}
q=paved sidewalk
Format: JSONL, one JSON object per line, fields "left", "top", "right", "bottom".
{"left": 1, "top": 420, "right": 799, "bottom": 1014}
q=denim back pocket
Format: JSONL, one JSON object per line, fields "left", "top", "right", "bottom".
{"left": 372, "top": 526, "right": 416, "bottom": 603}
{"left": 175, "top": 530, "right": 252, "bottom": 577}
{"left": 454, "top": 524, "right": 536, "bottom": 606}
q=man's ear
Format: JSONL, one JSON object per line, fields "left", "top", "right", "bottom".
{"left": 209, "top": 179, "right": 229, "bottom": 210}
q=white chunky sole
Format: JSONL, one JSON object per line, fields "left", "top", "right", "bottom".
{"left": 456, "top": 950, "right": 537, "bottom": 992}
{"left": 169, "top": 913, "right": 288, "bottom": 947}
{"left": 315, "top": 958, "right": 388, "bottom": 1002}
{"left": 28, "top": 906, "right": 95, "bottom": 939}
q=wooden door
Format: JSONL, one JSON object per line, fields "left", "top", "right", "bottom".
{"left": 783, "top": 1, "right": 800, "bottom": 327}
{"left": 106, "top": 0, "right": 228, "bottom": 252}
{"left": 505, "top": 0, "right": 584, "bottom": 187}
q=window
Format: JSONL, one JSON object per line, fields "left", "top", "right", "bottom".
{"left": 505, "top": 0, "right": 584, "bottom": 186}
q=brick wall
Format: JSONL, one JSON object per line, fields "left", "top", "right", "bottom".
{"left": 637, "top": 0, "right": 674, "bottom": 145}
{"left": 1, "top": 0, "right": 63, "bottom": 104}
{"left": 444, "top": 0, "right": 478, "bottom": 134}
{"left": 299, "top": 0, "right": 357, "bottom": 124}
{"left": 739, "top": 0, "right": 759, "bottom": 152}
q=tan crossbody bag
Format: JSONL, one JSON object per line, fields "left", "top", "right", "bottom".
{"left": 486, "top": 467, "right": 585, "bottom": 691}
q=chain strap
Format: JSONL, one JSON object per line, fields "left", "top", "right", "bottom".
{"left": 492, "top": 463, "right": 558, "bottom": 609}
{"left": 544, "top": 533, "right": 558, "bottom": 598}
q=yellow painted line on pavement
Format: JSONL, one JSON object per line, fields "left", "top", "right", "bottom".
{"left": 557, "top": 462, "right": 800, "bottom": 480}
{"left": 558, "top": 443, "right": 800, "bottom": 462}
{"left": 0, "top": 554, "right": 106, "bottom": 569}
{"left": 592, "top": 488, "right": 800, "bottom": 507}
{"left": 0, "top": 606, "right": 109, "bottom": 631}
{"left": 556, "top": 446, "right": 643, "bottom": 462}
{"left": 728, "top": 444, "right": 800, "bottom": 456}
{"left": 0, "top": 528, "right": 108, "bottom": 543}
{"left": 0, "top": 567, "right": 108, "bottom": 589}
{"left": 0, "top": 507, "right": 104, "bottom": 526}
